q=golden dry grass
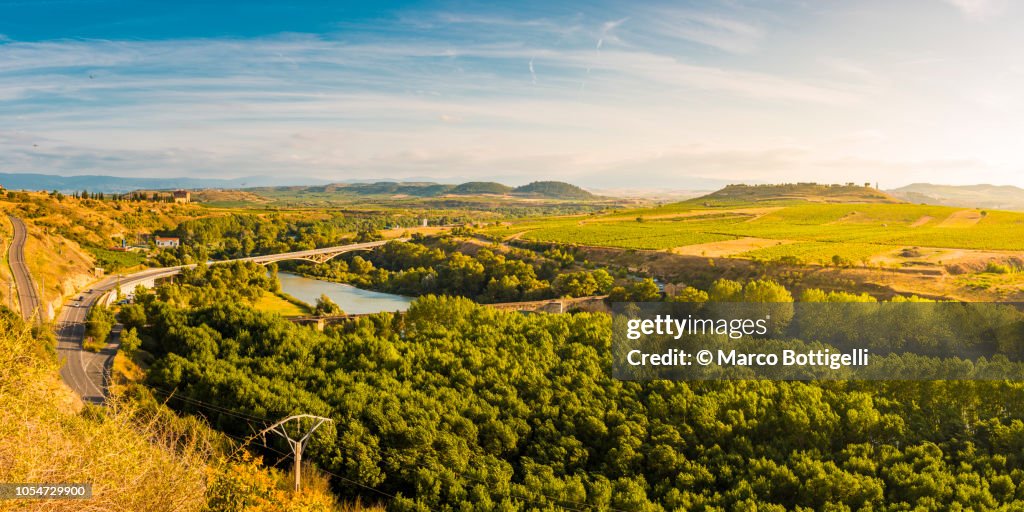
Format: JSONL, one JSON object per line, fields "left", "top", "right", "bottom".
{"left": 938, "top": 210, "right": 983, "bottom": 227}
{"left": 0, "top": 315, "right": 375, "bottom": 511}
{"left": 0, "top": 192, "right": 217, "bottom": 318}
{"left": 254, "top": 291, "right": 310, "bottom": 317}
{"left": 0, "top": 319, "right": 209, "bottom": 512}
{"left": 0, "top": 218, "right": 14, "bottom": 312}
{"left": 190, "top": 189, "right": 271, "bottom": 204}
{"left": 909, "top": 215, "right": 934, "bottom": 227}
{"left": 672, "top": 237, "right": 792, "bottom": 257}
{"left": 379, "top": 225, "right": 451, "bottom": 239}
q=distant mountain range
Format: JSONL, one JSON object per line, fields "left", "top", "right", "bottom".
{"left": 887, "top": 183, "right": 1024, "bottom": 210}
{"left": 17, "top": 173, "right": 1021, "bottom": 208}
{"left": 0, "top": 173, "right": 601, "bottom": 199}
{"left": 0, "top": 173, "right": 599, "bottom": 200}
{"left": 0, "top": 173, "right": 330, "bottom": 193}
{"left": 255, "top": 180, "right": 597, "bottom": 200}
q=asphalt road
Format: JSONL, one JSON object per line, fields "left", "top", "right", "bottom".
{"left": 8, "top": 216, "right": 41, "bottom": 323}
{"left": 55, "top": 239, "right": 397, "bottom": 404}
{"left": 56, "top": 279, "right": 118, "bottom": 404}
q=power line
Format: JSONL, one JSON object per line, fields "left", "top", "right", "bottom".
{"left": 149, "top": 386, "right": 273, "bottom": 423}
{"left": 249, "top": 439, "right": 413, "bottom": 507}
{"left": 250, "top": 432, "right": 604, "bottom": 512}
{"left": 191, "top": 403, "right": 603, "bottom": 510}
{"left": 148, "top": 387, "right": 625, "bottom": 511}
{"left": 258, "top": 414, "right": 333, "bottom": 492}
{"left": 214, "top": 428, "right": 414, "bottom": 506}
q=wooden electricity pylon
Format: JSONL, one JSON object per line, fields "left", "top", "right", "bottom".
{"left": 259, "top": 414, "right": 333, "bottom": 492}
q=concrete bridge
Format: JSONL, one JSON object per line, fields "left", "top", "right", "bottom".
{"left": 97, "top": 239, "right": 398, "bottom": 306}
{"left": 235, "top": 240, "right": 399, "bottom": 265}
{"left": 287, "top": 312, "right": 378, "bottom": 331}
{"left": 59, "top": 238, "right": 399, "bottom": 403}
{"left": 485, "top": 295, "right": 609, "bottom": 314}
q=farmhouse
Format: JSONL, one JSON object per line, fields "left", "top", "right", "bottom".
{"left": 172, "top": 190, "right": 191, "bottom": 203}
{"left": 155, "top": 236, "right": 180, "bottom": 248}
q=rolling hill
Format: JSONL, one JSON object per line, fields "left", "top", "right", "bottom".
{"left": 0, "top": 173, "right": 599, "bottom": 201}
{"left": 450, "top": 181, "right": 514, "bottom": 195}
{"left": 888, "top": 183, "right": 1024, "bottom": 210}
{"left": 511, "top": 181, "right": 596, "bottom": 199}
{"left": 250, "top": 180, "right": 598, "bottom": 201}
{"left": 695, "top": 183, "right": 903, "bottom": 204}
{"left": 0, "top": 173, "right": 328, "bottom": 193}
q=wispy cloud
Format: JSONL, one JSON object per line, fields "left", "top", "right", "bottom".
{"left": 0, "top": 3, "right": 1020, "bottom": 187}
{"left": 596, "top": 17, "right": 628, "bottom": 50}
{"left": 0, "top": 30, "right": 895, "bottom": 184}
{"left": 943, "top": 0, "right": 1008, "bottom": 20}
{"left": 0, "top": 33, "right": 861, "bottom": 105}
{"left": 641, "top": 8, "right": 764, "bottom": 54}
{"left": 576, "top": 49, "right": 859, "bottom": 104}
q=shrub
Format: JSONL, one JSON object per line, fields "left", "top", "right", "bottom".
{"left": 985, "top": 262, "right": 1013, "bottom": 274}
{"left": 314, "top": 294, "right": 344, "bottom": 316}
{"left": 121, "top": 327, "right": 142, "bottom": 358}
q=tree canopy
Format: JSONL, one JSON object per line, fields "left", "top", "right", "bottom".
{"left": 128, "top": 267, "right": 1024, "bottom": 510}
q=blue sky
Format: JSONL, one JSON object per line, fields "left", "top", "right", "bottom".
{"left": 2, "top": 0, "right": 1023, "bottom": 189}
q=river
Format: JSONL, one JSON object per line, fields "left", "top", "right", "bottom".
{"left": 276, "top": 271, "right": 413, "bottom": 315}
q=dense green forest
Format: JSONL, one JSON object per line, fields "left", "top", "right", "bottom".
{"left": 127, "top": 262, "right": 1024, "bottom": 510}
{"left": 152, "top": 213, "right": 388, "bottom": 265}
{"left": 512, "top": 181, "right": 596, "bottom": 200}
{"left": 291, "top": 240, "right": 619, "bottom": 303}
{"left": 451, "top": 182, "right": 515, "bottom": 195}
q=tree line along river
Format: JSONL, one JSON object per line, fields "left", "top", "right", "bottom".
{"left": 276, "top": 271, "right": 413, "bottom": 315}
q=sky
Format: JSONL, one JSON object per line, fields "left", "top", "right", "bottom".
{"left": 2, "top": 0, "right": 1024, "bottom": 189}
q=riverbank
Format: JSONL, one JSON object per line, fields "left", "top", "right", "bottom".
{"left": 254, "top": 290, "right": 311, "bottom": 316}
{"left": 275, "top": 271, "right": 413, "bottom": 315}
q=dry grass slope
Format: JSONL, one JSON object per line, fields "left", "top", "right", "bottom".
{"left": 0, "top": 315, "right": 209, "bottom": 511}
{"left": 0, "top": 192, "right": 214, "bottom": 316}
{"left": 0, "top": 313, "right": 380, "bottom": 512}
{"left": 0, "top": 219, "right": 14, "bottom": 311}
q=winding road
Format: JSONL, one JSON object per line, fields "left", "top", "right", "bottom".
{"left": 8, "top": 216, "right": 41, "bottom": 323}
{"left": 56, "top": 239, "right": 397, "bottom": 403}
{"left": 56, "top": 278, "right": 123, "bottom": 403}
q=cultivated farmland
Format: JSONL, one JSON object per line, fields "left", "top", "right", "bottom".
{"left": 485, "top": 201, "right": 1024, "bottom": 258}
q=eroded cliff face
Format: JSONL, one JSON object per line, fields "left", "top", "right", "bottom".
{"left": 21, "top": 225, "right": 100, "bottom": 322}
{"left": 1, "top": 192, "right": 203, "bottom": 321}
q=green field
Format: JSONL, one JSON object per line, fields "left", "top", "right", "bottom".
{"left": 487, "top": 201, "right": 1024, "bottom": 256}
{"left": 87, "top": 246, "right": 147, "bottom": 271}
{"left": 523, "top": 222, "right": 738, "bottom": 249}
{"left": 742, "top": 241, "right": 899, "bottom": 264}
{"left": 253, "top": 291, "right": 310, "bottom": 316}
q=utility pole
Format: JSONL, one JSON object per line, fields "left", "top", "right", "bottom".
{"left": 259, "top": 414, "right": 333, "bottom": 492}
{"left": 38, "top": 275, "right": 45, "bottom": 323}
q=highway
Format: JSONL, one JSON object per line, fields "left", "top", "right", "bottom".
{"left": 56, "top": 238, "right": 397, "bottom": 403}
{"left": 56, "top": 278, "right": 120, "bottom": 403}
{"left": 7, "top": 216, "right": 41, "bottom": 323}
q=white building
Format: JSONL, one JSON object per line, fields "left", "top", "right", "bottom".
{"left": 155, "top": 236, "right": 180, "bottom": 248}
